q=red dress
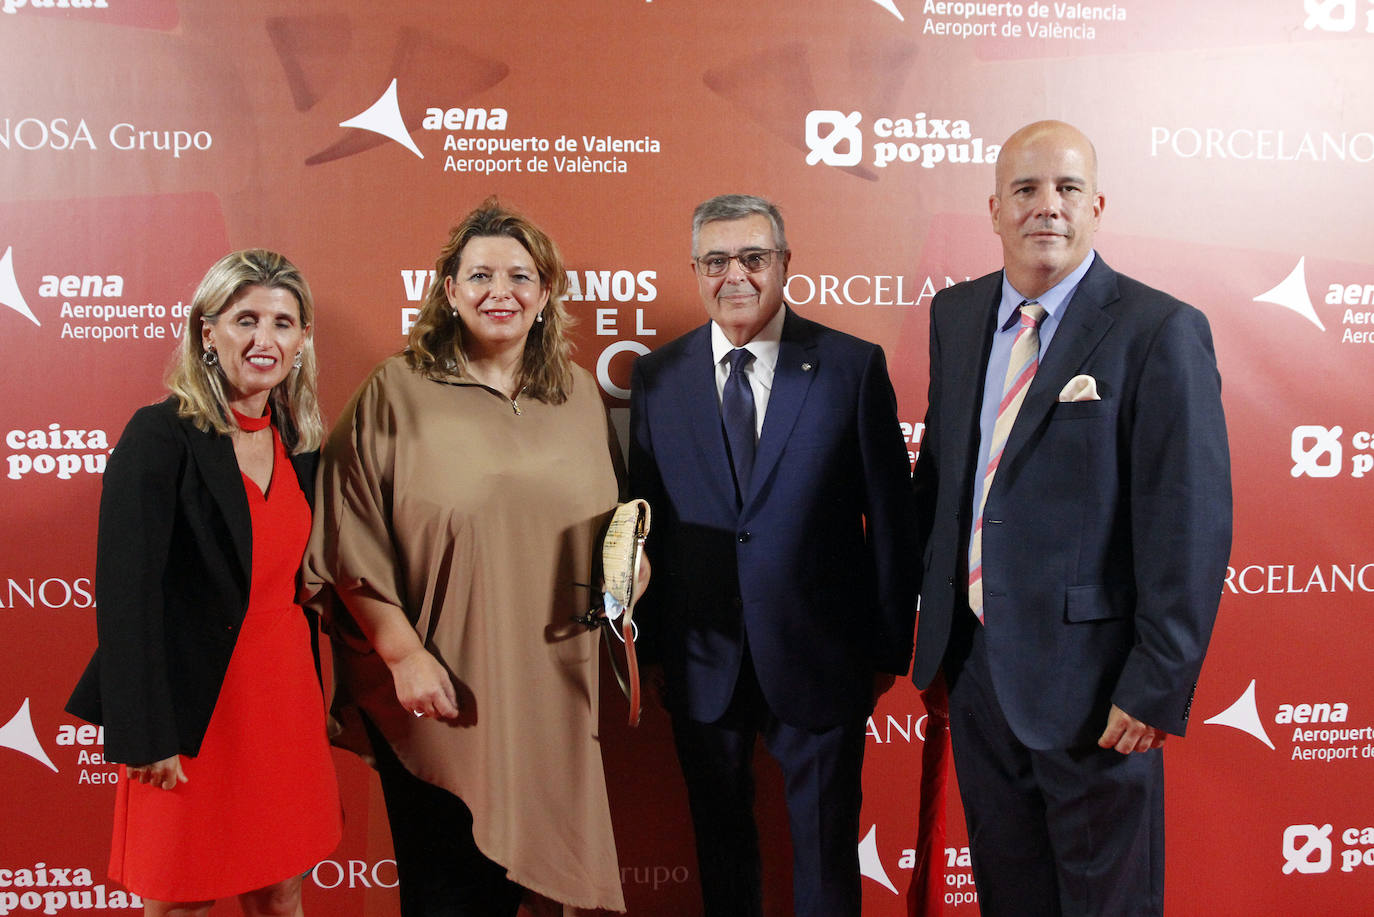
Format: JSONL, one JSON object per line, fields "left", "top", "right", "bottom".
{"left": 110, "top": 426, "right": 342, "bottom": 902}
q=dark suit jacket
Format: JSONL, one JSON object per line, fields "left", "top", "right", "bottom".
{"left": 911, "top": 256, "right": 1232, "bottom": 749}
{"left": 629, "top": 308, "right": 917, "bottom": 730}
{"left": 66, "top": 397, "right": 318, "bottom": 766}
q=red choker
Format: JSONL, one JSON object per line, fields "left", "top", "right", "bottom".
{"left": 231, "top": 406, "right": 272, "bottom": 432}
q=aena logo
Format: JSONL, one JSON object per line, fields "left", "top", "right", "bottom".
{"left": 1254, "top": 256, "right": 1374, "bottom": 337}
{"left": 0, "top": 246, "right": 40, "bottom": 326}
{"left": 338, "top": 79, "right": 423, "bottom": 159}
{"left": 1204, "top": 679, "right": 1276, "bottom": 749}
{"left": 0, "top": 698, "right": 58, "bottom": 772}
{"left": 1253, "top": 257, "right": 1324, "bottom": 331}
{"left": 868, "top": 0, "right": 905, "bottom": 21}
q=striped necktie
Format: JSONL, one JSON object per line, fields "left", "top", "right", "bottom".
{"left": 968, "top": 301, "right": 1047, "bottom": 623}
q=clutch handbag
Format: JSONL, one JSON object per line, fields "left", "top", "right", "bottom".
{"left": 597, "top": 498, "right": 649, "bottom": 726}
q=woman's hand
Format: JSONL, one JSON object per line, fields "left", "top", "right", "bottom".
{"left": 389, "top": 647, "right": 460, "bottom": 720}
{"left": 127, "top": 754, "right": 187, "bottom": 790}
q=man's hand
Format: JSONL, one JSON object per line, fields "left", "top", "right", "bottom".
{"left": 1097, "top": 704, "right": 1167, "bottom": 754}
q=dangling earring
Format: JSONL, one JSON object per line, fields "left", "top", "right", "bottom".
{"left": 292, "top": 352, "right": 303, "bottom": 370}
{"left": 202, "top": 347, "right": 218, "bottom": 367}
{"left": 535, "top": 311, "right": 545, "bottom": 323}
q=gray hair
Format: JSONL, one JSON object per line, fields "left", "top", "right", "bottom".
{"left": 691, "top": 194, "right": 787, "bottom": 255}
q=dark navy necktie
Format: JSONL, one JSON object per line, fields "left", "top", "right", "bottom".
{"left": 721, "top": 347, "right": 756, "bottom": 501}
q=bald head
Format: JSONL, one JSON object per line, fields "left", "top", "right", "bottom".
{"left": 989, "top": 120, "right": 1105, "bottom": 299}
{"left": 995, "top": 120, "right": 1099, "bottom": 195}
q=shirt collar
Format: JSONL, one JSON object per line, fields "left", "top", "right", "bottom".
{"left": 711, "top": 304, "right": 785, "bottom": 378}
{"left": 999, "top": 250, "right": 1095, "bottom": 330}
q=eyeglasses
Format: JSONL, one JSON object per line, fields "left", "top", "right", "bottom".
{"left": 693, "top": 249, "right": 787, "bottom": 277}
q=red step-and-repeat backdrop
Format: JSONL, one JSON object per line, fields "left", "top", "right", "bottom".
{"left": 2, "top": 1, "right": 1371, "bottom": 914}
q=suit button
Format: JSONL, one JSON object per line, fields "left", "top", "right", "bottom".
{"left": 947, "top": 577, "right": 954, "bottom": 586}
{"left": 732, "top": 597, "right": 743, "bottom": 610}
{"left": 738, "top": 532, "right": 750, "bottom": 543}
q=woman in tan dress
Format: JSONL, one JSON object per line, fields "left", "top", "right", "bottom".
{"left": 305, "top": 201, "right": 627, "bottom": 916}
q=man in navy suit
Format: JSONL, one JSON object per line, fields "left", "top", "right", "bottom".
{"left": 910, "top": 121, "right": 1232, "bottom": 916}
{"left": 629, "top": 193, "right": 917, "bottom": 917}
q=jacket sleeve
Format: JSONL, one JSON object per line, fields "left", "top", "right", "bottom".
{"left": 626, "top": 355, "right": 669, "bottom": 666}
{"left": 301, "top": 367, "right": 409, "bottom": 645}
{"left": 856, "top": 344, "right": 919, "bottom": 675}
{"left": 1112, "top": 304, "right": 1232, "bottom": 735}
{"left": 89, "top": 405, "right": 186, "bottom": 765}
{"left": 911, "top": 297, "right": 944, "bottom": 568}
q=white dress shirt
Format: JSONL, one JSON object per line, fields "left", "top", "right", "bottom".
{"left": 710, "top": 305, "right": 785, "bottom": 441}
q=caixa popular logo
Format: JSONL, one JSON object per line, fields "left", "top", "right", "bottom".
{"left": 1290, "top": 425, "right": 1374, "bottom": 479}
{"left": 1304, "top": 0, "right": 1374, "bottom": 32}
{"left": 1284, "top": 824, "right": 1374, "bottom": 874}
{"left": 805, "top": 110, "right": 998, "bottom": 170}
{"left": 0, "top": 863, "right": 142, "bottom": 915}
{"left": 6, "top": 424, "right": 110, "bottom": 481}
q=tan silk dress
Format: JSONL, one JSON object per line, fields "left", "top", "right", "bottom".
{"left": 304, "top": 355, "right": 624, "bottom": 912}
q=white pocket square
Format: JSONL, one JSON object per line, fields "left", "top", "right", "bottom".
{"left": 1059, "top": 374, "right": 1100, "bottom": 402}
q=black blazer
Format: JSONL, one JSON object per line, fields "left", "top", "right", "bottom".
{"left": 66, "top": 397, "right": 318, "bottom": 766}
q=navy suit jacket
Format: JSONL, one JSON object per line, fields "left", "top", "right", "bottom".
{"left": 66, "top": 397, "right": 318, "bottom": 766}
{"left": 629, "top": 308, "right": 917, "bottom": 730}
{"left": 911, "top": 256, "right": 1232, "bottom": 749}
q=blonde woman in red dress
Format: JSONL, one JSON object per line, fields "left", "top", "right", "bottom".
{"left": 67, "top": 250, "right": 342, "bottom": 916}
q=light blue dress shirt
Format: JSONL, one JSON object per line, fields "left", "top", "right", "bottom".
{"left": 968, "top": 251, "right": 1096, "bottom": 563}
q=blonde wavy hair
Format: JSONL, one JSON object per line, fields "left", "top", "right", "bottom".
{"left": 166, "top": 249, "right": 323, "bottom": 453}
{"left": 405, "top": 198, "right": 574, "bottom": 404}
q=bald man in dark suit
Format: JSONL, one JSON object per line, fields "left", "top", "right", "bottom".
{"left": 910, "top": 121, "right": 1232, "bottom": 916}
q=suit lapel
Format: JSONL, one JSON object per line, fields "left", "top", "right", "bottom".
{"left": 944, "top": 275, "right": 1002, "bottom": 486}
{"left": 748, "top": 309, "right": 818, "bottom": 508}
{"left": 667, "top": 324, "right": 740, "bottom": 508}
{"left": 999, "top": 258, "right": 1118, "bottom": 474}
{"left": 187, "top": 423, "right": 252, "bottom": 584}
